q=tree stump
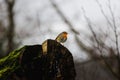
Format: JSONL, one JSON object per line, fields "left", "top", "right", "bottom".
{"left": 0, "top": 39, "right": 76, "bottom": 80}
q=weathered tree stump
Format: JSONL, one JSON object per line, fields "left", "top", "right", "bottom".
{"left": 0, "top": 39, "right": 76, "bottom": 80}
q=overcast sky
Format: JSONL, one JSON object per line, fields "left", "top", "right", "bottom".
{"left": 3, "top": 0, "right": 120, "bottom": 61}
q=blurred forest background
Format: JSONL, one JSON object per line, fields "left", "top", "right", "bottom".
{"left": 0, "top": 0, "right": 120, "bottom": 80}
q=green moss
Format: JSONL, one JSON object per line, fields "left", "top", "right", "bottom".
{"left": 0, "top": 67, "right": 10, "bottom": 77}
{"left": 0, "top": 46, "right": 26, "bottom": 79}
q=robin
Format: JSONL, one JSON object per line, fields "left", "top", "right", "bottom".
{"left": 55, "top": 31, "right": 68, "bottom": 43}
{"left": 42, "top": 31, "right": 68, "bottom": 54}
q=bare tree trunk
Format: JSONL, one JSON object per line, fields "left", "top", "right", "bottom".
{"left": 5, "top": 0, "right": 15, "bottom": 54}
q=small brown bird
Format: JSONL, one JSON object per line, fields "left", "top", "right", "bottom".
{"left": 42, "top": 31, "right": 68, "bottom": 54}
{"left": 55, "top": 31, "right": 68, "bottom": 43}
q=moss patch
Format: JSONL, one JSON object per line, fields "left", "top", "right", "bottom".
{"left": 0, "top": 46, "right": 26, "bottom": 80}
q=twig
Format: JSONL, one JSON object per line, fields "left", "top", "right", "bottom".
{"left": 108, "top": 0, "right": 120, "bottom": 58}
{"left": 82, "top": 7, "right": 120, "bottom": 79}
{"left": 95, "top": 0, "right": 113, "bottom": 28}
{"left": 108, "top": 0, "right": 120, "bottom": 76}
{"left": 81, "top": 8, "right": 100, "bottom": 49}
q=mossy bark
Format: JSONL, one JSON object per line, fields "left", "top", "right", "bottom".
{"left": 0, "top": 39, "right": 76, "bottom": 80}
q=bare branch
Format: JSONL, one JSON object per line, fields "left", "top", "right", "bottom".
{"left": 107, "top": 0, "right": 120, "bottom": 76}
{"left": 96, "top": 0, "right": 120, "bottom": 59}
{"left": 82, "top": 7, "right": 120, "bottom": 79}
{"left": 108, "top": 0, "right": 120, "bottom": 57}
{"left": 81, "top": 7, "right": 101, "bottom": 51}
{"left": 95, "top": 0, "right": 113, "bottom": 28}
{"left": 75, "top": 35, "right": 100, "bottom": 59}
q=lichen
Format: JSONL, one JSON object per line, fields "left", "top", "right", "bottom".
{"left": 0, "top": 46, "right": 26, "bottom": 79}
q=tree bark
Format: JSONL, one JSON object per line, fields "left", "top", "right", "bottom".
{"left": 0, "top": 39, "right": 76, "bottom": 80}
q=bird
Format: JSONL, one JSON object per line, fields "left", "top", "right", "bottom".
{"left": 42, "top": 31, "right": 68, "bottom": 54}
{"left": 55, "top": 31, "right": 68, "bottom": 43}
